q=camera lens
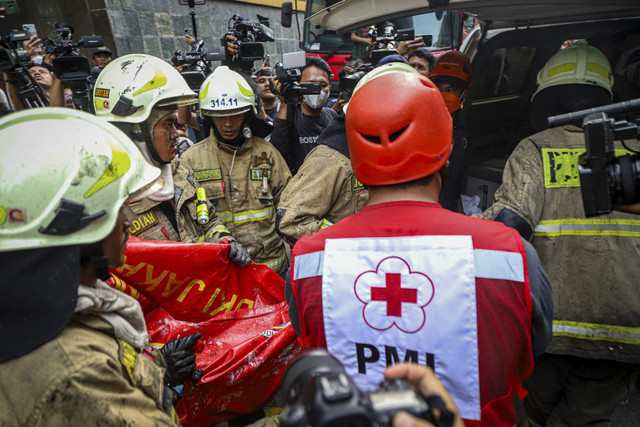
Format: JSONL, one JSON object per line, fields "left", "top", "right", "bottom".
{"left": 280, "top": 348, "right": 346, "bottom": 403}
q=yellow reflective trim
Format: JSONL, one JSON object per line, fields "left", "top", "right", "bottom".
{"left": 132, "top": 68, "right": 167, "bottom": 96}
{"left": 542, "top": 148, "right": 635, "bottom": 188}
{"left": 237, "top": 80, "right": 254, "bottom": 97}
{"left": 547, "top": 62, "right": 576, "bottom": 77}
{"left": 263, "top": 247, "right": 286, "bottom": 270}
{"left": 534, "top": 218, "right": 640, "bottom": 237}
{"left": 320, "top": 218, "right": 333, "bottom": 229}
{"left": 553, "top": 320, "right": 640, "bottom": 344}
{"left": 203, "top": 224, "right": 232, "bottom": 241}
{"left": 217, "top": 210, "right": 233, "bottom": 223}
{"left": 84, "top": 140, "right": 131, "bottom": 198}
{"left": 586, "top": 62, "right": 611, "bottom": 80}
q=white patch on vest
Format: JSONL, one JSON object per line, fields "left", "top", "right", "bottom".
{"left": 322, "top": 235, "right": 481, "bottom": 421}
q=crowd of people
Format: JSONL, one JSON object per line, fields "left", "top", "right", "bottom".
{"left": 1, "top": 14, "right": 639, "bottom": 427}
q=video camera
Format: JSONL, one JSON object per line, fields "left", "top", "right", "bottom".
{"left": 41, "top": 23, "right": 103, "bottom": 112}
{"left": 270, "top": 52, "right": 322, "bottom": 105}
{"left": 225, "top": 14, "right": 275, "bottom": 69}
{"left": 0, "top": 29, "right": 49, "bottom": 108}
{"left": 368, "top": 21, "right": 414, "bottom": 65}
{"left": 172, "top": 37, "right": 225, "bottom": 92}
{"left": 548, "top": 98, "right": 640, "bottom": 217}
{"left": 339, "top": 63, "right": 374, "bottom": 102}
{"left": 279, "top": 349, "right": 454, "bottom": 427}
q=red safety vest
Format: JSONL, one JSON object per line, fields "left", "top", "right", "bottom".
{"left": 291, "top": 201, "right": 533, "bottom": 427}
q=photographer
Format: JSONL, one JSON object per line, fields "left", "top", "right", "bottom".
{"left": 288, "top": 68, "right": 552, "bottom": 426}
{"left": 4, "top": 62, "right": 64, "bottom": 109}
{"left": 270, "top": 56, "right": 338, "bottom": 174}
{"left": 479, "top": 41, "right": 640, "bottom": 426}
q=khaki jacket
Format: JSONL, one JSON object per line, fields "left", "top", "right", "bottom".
{"left": 0, "top": 314, "right": 178, "bottom": 426}
{"left": 481, "top": 125, "right": 640, "bottom": 363}
{"left": 124, "top": 158, "right": 232, "bottom": 243}
{"left": 277, "top": 144, "right": 368, "bottom": 242}
{"left": 181, "top": 133, "right": 291, "bottom": 275}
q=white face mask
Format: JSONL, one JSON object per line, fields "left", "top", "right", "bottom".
{"left": 31, "top": 56, "right": 44, "bottom": 65}
{"left": 303, "top": 89, "right": 330, "bottom": 109}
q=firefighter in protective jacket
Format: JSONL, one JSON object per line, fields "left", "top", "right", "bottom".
{"left": 0, "top": 109, "right": 201, "bottom": 425}
{"left": 181, "top": 66, "right": 291, "bottom": 276}
{"left": 480, "top": 41, "right": 640, "bottom": 426}
{"left": 93, "top": 54, "right": 249, "bottom": 265}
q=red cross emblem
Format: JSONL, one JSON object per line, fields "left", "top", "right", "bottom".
{"left": 371, "top": 273, "right": 418, "bottom": 317}
{"left": 354, "top": 256, "right": 434, "bottom": 333}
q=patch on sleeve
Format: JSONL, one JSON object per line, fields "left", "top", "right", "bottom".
{"left": 118, "top": 340, "right": 138, "bottom": 385}
{"left": 543, "top": 148, "right": 635, "bottom": 188}
{"left": 352, "top": 176, "right": 365, "bottom": 192}
{"left": 193, "top": 168, "right": 222, "bottom": 182}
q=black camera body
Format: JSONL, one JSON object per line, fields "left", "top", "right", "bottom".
{"left": 272, "top": 63, "right": 322, "bottom": 105}
{"left": 548, "top": 99, "right": 640, "bottom": 217}
{"left": 367, "top": 21, "right": 414, "bottom": 65}
{"left": 280, "top": 349, "right": 452, "bottom": 427}
{"left": 228, "top": 14, "right": 275, "bottom": 64}
{"left": 0, "top": 30, "right": 31, "bottom": 71}
{"left": 172, "top": 39, "right": 225, "bottom": 92}
{"left": 339, "top": 64, "right": 374, "bottom": 101}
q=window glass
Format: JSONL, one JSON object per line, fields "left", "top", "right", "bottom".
{"left": 475, "top": 46, "right": 537, "bottom": 99}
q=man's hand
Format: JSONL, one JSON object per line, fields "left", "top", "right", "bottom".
{"left": 160, "top": 333, "right": 204, "bottom": 386}
{"left": 228, "top": 241, "right": 251, "bottom": 267}
{"left": 225, "top": 32, "right": 239, "bottom": 56}
{"left": 22, "top": 35, "right": 42, "bottom": 58}
{"left": 384, "top": 363, "right": 465, "bottom": 427}
{"left": 185, "top": 34, "right": 195, "bottom": 47}
{"left": 331, "top": 92, "right": 347, "bottom": 114}
{"left": 397, "top": 37, "right": 426, "bottom": 56}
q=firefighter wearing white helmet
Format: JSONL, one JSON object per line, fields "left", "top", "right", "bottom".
{"left": 0, "top": 108, "right": 202, "bottom": 425}
{"left": 276, "top": 62, "right": 418, "bottom": 244}
{"left": 93, "top": 54, "right": 250, "bottom": 266}
{"left": 480, "top": 41, "right": 640, "bottom": 426}
{"left": 181, "top": 66, "right": 291, "bottom": 276}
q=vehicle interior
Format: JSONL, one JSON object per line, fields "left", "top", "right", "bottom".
{"left": 461, "top": 18, "right": 640, "bottom": 207}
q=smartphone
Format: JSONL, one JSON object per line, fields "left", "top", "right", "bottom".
{"left": 282, "top": 51, "right": 306, "bottom": 69}
{"left": 0, "top": 0, "right": 20, "bottom": 15}
{"left": 418, "top": 34, "right": 433, "bottom": 47}
{"left": 396, "top": 28, "right": 415, "bottom": 42}
{"left": 22, "top": 24, "right": 38, "bottom": 38}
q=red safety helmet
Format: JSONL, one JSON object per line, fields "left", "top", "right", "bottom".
{"left": 346, "top": 72, "right": 453, "bottom": 185}
{"left": 430, "top": 51, "right": 473, "bottom": 88}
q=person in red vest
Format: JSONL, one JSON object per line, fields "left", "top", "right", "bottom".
{"left": 287, "top": 68, "right": 553, "bottom": 427}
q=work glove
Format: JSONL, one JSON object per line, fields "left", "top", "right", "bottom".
{"left": 160, "top": 333, "right": 204, "bottom": 386}
{"left": 228, "top": 241, "right": 251, "bottom": 267}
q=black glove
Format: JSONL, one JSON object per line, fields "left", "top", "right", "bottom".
{"left": 228, "top": 241, "right": 251, "bottom": 266}
{"left": 160, "top": 333, "right": 204, "bottom": 386}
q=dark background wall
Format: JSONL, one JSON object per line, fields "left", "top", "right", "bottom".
{"left": 1, "top": 0, "right": 304, "bottom": 65}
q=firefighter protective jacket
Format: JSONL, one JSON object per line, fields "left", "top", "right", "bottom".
{"left": 124, "top": 158, "right": 232, "bottom": 244}
{"left": 181, "top": 131, "right": 291, "bottom": 275}
{"left": 0, "top": 281, "right": 178, "bottom": 426}
{"left": 277, "top": 144, "right": 368, "bottom": 243}
{"left": 481, "top": 125, "right": 640, "bottom": 364}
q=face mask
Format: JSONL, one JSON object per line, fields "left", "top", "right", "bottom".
{"left": 303, "top": 89, "right": 329, "bottom": 109}
{"left": 31, "top": 56, "right": 44, "bottom": 65}
{"left": 441, "top": 91, "right": 462, "bottom": 114}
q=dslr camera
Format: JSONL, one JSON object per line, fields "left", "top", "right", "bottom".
{"left": 172, "top": 37, "right": 225, "bottom": 92}
{"left": 279, "top": 349, "right": 454, "bottom": 427}
{"left": 548, "top": 98, "right": 640, "bottom": 217}
{"left": 226, "top": 14, "right": 275, "bottom": 67}
{"left": 271, "top": 51, "right": 322, "bottom": 105}
{"left": 339, "top": 63, "right": 374, "bottom": 101}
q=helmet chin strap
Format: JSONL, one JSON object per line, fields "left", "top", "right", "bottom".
{"left": 139, "top": 121, "right": 171, "bottom": 165}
